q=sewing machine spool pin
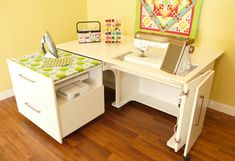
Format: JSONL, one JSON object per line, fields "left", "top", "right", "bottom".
{"left": 139, "top": 50, "right": 148, "bottom": 57}
{"left": 138, "top": 38, "right": 149, "bottom": 58}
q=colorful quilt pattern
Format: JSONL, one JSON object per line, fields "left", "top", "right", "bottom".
{"left": 136, "top": 0, "right": 203, "bottom": 38}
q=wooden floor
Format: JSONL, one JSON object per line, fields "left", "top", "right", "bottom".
{"left": 0, "top": 88, "right": 235, "bottom": 161}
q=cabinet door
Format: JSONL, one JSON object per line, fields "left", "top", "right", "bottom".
{"left": 173, "top": 70, "right": 214, "bottom": 152}
{"left": 183, "top": 71, "right": 214, "bottom": 156}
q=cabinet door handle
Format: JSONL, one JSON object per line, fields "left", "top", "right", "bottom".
{"left": 195, "top": 95, "right": 204, "bottom": 126}
{"left": 19, "top": 74, "right": 35, "bottom": 83}
{"left": 25, "top": 102, "right": 41, "bottom": 113}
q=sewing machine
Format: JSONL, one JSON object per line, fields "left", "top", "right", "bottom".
{"left": 124, "top": 32, "right": 197, "bottom": 76}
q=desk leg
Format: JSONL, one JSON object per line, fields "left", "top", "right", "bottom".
{"left": 112, "top": 70, "right": 137, "bottom": 108}
{"left": 112, "top": 70, "right": 122, "bottom": 108}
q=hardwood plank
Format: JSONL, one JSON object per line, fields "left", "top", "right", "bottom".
{"left": 107, "top": 153, "right": 124, "bottom": 161}
{"left": 73, "top": 133, "right": 111, "bottom": 161}
{"left": 0, "top": 131, "right": 28, "bottom": 161}
{"left": 0, "top": 146, "right": 12, "bottom": 161}
{"left": 130, "top": 136, "right": 182, "bottom": 161}
{"left": 0, "top": 88, "right": 234, "bottom": 161}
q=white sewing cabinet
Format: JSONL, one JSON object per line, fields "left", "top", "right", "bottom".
{"left": 7, "top": 52, "right": 104, "bottom": 143}
{"left": 57, "top": 35, "right": 223, "bottom": 158}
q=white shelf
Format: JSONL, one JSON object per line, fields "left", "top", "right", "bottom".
{"left": 134, "top": 93, "right": 179, "bottom": 117}
{"left": 57, "top": 79, "right": 100, "bottom": 108}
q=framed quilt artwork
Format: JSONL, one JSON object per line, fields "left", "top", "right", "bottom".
{"left": 136, "top": 0, "right": 203, "bottom": 39}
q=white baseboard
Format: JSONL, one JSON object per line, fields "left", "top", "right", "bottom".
{"left": 209, "top": 100, "right": 235, "bottom": 117}
{"left": 0, "top": 89, "right": 14, "bottom": 101}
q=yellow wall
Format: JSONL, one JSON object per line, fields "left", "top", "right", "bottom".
{"left": 87, "top": 0, "right": 235, "bottom": 107}
{"left": 1, "top": 0, "right": 235, "bottom": 107}
{"left": 87, "top": 0, "right": 136, "bottom": 35}
{"left": 195, "top": 0, "right": 235, "bottom": 107}
{"left": 0, "top": 0, "right": 87, "bottom": 92}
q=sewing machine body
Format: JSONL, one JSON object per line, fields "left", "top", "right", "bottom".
{"left": 123, "top": 32, "right": 196, "bottom": 76}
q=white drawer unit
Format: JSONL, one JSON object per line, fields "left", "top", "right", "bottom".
{"left": 7, "top": 58, "right": 104, "bottom": 143}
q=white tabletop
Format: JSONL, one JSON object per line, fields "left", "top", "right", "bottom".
{"left": 58, "top": 35, "right": 135, "bottom": 61}
{"left": 57, "top": 35, "right": 223, "bottom": 87}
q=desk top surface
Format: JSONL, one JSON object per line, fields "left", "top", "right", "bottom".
{"left": 57, "top": 35, "right": 223, "bottom": 87}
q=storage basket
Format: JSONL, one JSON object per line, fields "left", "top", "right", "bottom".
{"left": 76, "top": 21, "right": 101, "bottom": 43}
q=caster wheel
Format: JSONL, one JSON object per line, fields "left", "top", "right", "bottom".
{"left": 183, "top": 154, "right": 191, "bottom": 161}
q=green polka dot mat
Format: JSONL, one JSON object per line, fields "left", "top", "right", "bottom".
{"left": 12, "top": 50, "right": 101, "bottom": 81}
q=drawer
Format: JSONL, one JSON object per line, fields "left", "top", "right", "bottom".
{"left": 8, "top": 60, "right": 62, "bottom": 143}
{"left": 59, "top": 86, "right": 105, "bottom": 137}
{"left": 8, "top": 60, "right": 46, "bottom": 88}
{"left": 7, "top": 60, "right": 56, "bottom": 110}
{"left": 17, "top": 97, "right": 62, "bottom": 143}
{"left": 17, "top": 99, "right": 43, "bottom": 127}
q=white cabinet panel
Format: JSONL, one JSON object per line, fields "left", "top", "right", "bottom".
{"left": 172, "top": 70, "right": 214, "bottom": 152}
{"left": 184, "top": 71, "right": 214, "bottom": 156}
{"left": 59, "top": 86, "right": 104, "bottom": 137}
{"left": 17, "top": 98, "right": 62, "bottom": 143}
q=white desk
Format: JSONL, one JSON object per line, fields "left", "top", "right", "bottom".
{"left": 58, "top": 35, "right": 223, "bottom": 159}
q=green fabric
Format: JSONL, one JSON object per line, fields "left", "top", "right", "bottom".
{"left": 13, "top": 49, "right": 101, "bottom": 81}
{"left": 75, "top": 66, "right": 84, "bottom": 72}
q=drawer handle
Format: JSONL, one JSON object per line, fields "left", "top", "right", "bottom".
{"left": 19, "top": 74, "right": 35, "bottom": 83}
{"left": 195, "top": 95, "right": 204, "bottom": 126}
{"left": 173, "top": 123, "right": 181, "bottom": 144}
{"left": 25, "top": 102, "right": 41, "bottom": 113}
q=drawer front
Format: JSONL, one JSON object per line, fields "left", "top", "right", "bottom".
{"left": 18, "top": 99, "right": 43, "bottom": 127}
{"left": 8, "top": 60, "right": 56, "bottom": 110}
{"left": 8, "top": 60, "right": 46, "bottom": 89}
{"left": 17, "top": 97, "right": 62, "bottom": 143}
{"left": 60, "top": 86, "right": 105, "bottom": 137}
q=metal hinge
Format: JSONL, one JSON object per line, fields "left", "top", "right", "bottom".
{"left": 178, "top": 90, "right": 189, "bottom": 108}
{"left": 178, "top": 98, "right": 181, "bottom": 108}
{"left": 181, "top": 90, "right": 189, "bottom": 97}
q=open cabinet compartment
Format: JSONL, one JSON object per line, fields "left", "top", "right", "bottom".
{"left": 110, "top": 62, "right": 215, "bottom": 158}
{"left": 111, "top": 65, "right": 182, "bottom": 116}
{"left": 56, "top": 66, "right": 105, "bottom": 138}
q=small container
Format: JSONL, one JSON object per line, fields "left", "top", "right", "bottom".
{"left": 76, "top": 21, "right": 101, "bottom": 43}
